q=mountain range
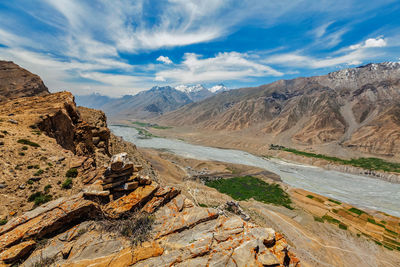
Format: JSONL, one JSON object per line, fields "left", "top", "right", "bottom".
{"left": 75, "top": 84, "right": 229, "bottom": 119}
{"left": 157, "top": 62, "right": 400, "bottom": 157}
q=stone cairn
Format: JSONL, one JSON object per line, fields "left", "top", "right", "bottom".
{"left": 83, "top": 152, "right": 152, "bottom": 197}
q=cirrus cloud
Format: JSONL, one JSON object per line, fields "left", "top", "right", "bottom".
{"left": 155, "top": 52, "right": 283, "bottom": 84}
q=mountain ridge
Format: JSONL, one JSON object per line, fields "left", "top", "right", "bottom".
{"left": 156, "top": 62, "right": 400, "bottom": 157}
{"left": 75, "top": 84, "right": 230, "bottom": 120}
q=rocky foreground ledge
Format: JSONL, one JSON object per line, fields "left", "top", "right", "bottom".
{"left": 0, "top": 153, "right": 300, "bottom": 266}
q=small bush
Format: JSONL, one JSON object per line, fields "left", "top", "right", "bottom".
{"left": 99, "top": 212, "right": 154, "bottom": 246}
{"left": 17, "top": 139, "right": 40, "bottom": 147}
{"left": 47, "top": 162, "right": 53, "bottom": 167}
{"left": 27, "top": 165, "right": 40, "bottom": 169}
{"left": 22, "top": 146, "right": 28, "bottom": 150}
{"left": 33, "top": 169, "right": 44, "bottom": 176}
{"left": 19, "top": 152, "right": 25, "bottom": 156}
{"left": 61, "top": 178, "right": 73, "bottom": 189}
{"left": 306, "top": 195, "right": 314, "bottom": 199}
{"left": 0, "top": 219, "right": 7, "bottom": 225}
{"left": 1, "top": 130, "right": 8, "bottom": 134}
{"left": 28, "top": 192, "right": 52, "bottom": 206}
{"left": 27, "top": 180, "right": 34, "bottom": 185}
{"left": 339, "top": 223, "right": 348, "bottom": 230}
{"left": 66, "top": 168, "right": 78, "bottom": 178}
{"left": 198, "top": 203, "right": 208, "bottom": 207}
{"left": 44, "top": 184, "right": 52, "bottom": 193}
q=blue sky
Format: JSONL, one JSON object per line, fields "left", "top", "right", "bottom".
{"left": 0, "top": 0, "right": 399, "bottom": 96}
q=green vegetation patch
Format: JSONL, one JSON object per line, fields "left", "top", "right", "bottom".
{"left": 348, "top": 207, "right": 365, "bottom": 216}
{"left": 61, "top": 178, "right": 73, "bottom": 189}
{"left": 28, "top": 192, "right": 52, "bottom": 206}
{"left": 131, "top": 121, "right": 148, "bottom": 127}
{"left": 274, "top": 146, "right": 400, "bottom": 173}
{"left": 133, "top": 127, "right": 158, "bottom": 139}
{"left": 33, "top": 169, "right": 44, "bottom": 176}
{"left": 328, "top": 198, "right": 342, "bottom": 205}
{"left": 314, "top": 216, "right": 324, "bottom": 223}
{"left": 205, "top": 176, "right": 292, "bottom": 209}
{"left": 306, "top": 195, "right": 314, "bottom": 199}
{"left": 44, "top": 184, "right": 52, "bottom": 193}
{"left": 385, "top": 229, "right": 399, "bottom": 236}
{"left": 367, "top": 218, "right": 385, "bottom": 228}
{"left": 0, "top": 219, "right": 7, "bottom": 225}
{"left": 17, "top": 139, "right": 40, "bottom": 147}
{"left": 322, "top": 215, "right": 341, "bottom": 224}
{"left": 132, "top": 121, "right": 172, "bottom": 129}
{"left": 66, "top": 168, "right": 78, "bottom": 178}
{"left": 338, "top": 223, "right": 348, "bottom": 230}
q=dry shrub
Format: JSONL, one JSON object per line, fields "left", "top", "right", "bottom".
{"left": 99, "top": 212, "right": 154, "bottom": 246}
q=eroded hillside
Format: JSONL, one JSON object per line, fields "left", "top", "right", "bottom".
{"left": 157, "top": 63, "right": 400, "bottom": 157}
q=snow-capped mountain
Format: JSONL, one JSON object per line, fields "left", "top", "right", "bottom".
{"left": 209, "top": 84, "right": 228, "bottom": 93}
{"left": 76, "top": 83, "right": 231, "bottom": 120}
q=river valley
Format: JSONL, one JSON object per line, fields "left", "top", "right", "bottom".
{"left": 110, "top": 125, "right": 400, "bottom": 217}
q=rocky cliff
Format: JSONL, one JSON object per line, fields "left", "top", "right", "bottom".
{"left": 0, "top": 61, "right": 49, "bottom": 102}
{"left": 0, "top": 62, "right": 300, "bottom": 266}
{"left": 0, "top": 153, "right": 300, "bottom": 266}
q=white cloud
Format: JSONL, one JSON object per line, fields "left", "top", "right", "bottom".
{"left": 266, "top": 36, "right": 388, "bottom": 69}
{"left": 156, "top": 56, "right": 173, "bottom": 64}
{"left": 156, "top": 52, "right": 283, "bottom": 84}
{"left": 349, "top": 37, "right": 387, "bottom": 50}
{"left": 0, "top": 0, "right": 397, "bottom": 96}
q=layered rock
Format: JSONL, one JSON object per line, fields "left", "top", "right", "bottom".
{"left": 0, "top": 61, "right": 49, "bottom": 102}
{"left": 0, "top": 90, "right": 153, "bottom": 219}
{"left": 0, "top": 154, "right": 300, "bottom": 266}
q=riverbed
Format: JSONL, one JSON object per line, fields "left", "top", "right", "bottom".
{"left": 110, "top": 125, "right": 400, "bottom": 217}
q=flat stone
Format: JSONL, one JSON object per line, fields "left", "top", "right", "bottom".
{"left": 0, "top": 194, "right": 99, "bottom": 250}
{"left": 0, "top": 240, "right": 36, "bottom": 263}
{"left": 104, "top": 182, "right": 159, "bottom": 217}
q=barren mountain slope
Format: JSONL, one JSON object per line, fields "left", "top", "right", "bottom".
{"left": 101, "top": 86, "right": 192, "bottom": 120}
{"left": 0, "top": 61, "right": 49, "bottom": 102}
{"left": 157, "top": 63, "right": 400, "bottom": 156}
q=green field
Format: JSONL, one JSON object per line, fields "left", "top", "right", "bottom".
{"left": 273, "top": 146, "right": 400, "bottom": 173}
{"left": 131, "top": 121, "right": 172, "bottom": 129}
{"left": 205, "top": 176, "right": 292, "bottom": 209}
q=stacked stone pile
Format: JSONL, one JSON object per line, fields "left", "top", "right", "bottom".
{"left": 83, "top": 152, "right": 153, "bottom": 197}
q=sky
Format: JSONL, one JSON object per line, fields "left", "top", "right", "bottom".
{"left": 0, "top": 0, "right": 400, "bottom": 97}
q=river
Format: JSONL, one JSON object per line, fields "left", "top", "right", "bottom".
{"left": 110, "top": 125, "right": 400, "bottom": 217}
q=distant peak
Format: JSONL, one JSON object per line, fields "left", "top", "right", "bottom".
{"left": 209, "top": 84, "right": 228, "bottom": 93}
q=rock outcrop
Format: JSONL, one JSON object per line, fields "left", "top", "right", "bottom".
{"left": 0, "top": 154, "right": 300, "bottom": 266}
{"left": 0, "top": 61, "right": 49, "bottom": 102}
{"left": 0, "top": 91, "right": 153, "bottom": 218}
